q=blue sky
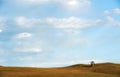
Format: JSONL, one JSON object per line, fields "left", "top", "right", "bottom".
{"left": 0, "top": 0, "right": 120, "bottom": 67}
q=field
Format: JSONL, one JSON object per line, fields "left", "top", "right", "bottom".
{"left": 0, "top": 63, "right": 120, "bottom": 77}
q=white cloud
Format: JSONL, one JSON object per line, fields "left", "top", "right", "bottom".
{"left": 105, "top": 16, "right": 115, "bottom": 25}
{"left": 13, "top": 16, "right": 101, "bottom": 53}
{"left": 104, "top": 8, "right": 120, "bottom": 15}
{"left": 15, "top": 16, "right": 42, "bottom": 28}
{"left": 18, "top": 56, "right": 34, "bottom": 61}
{"left": 24, "top": 0, "right": 49, "bottom": 3}
{"left": 15, "top": 16, "right": 101, "bottom": 34}
{"left": 104, "top": 8, "right": 120, "bottom": 26}
{"left": 0, "top": 18, "right": 6, "bottom": 33}
{"left": 46, "top": 17, "right": 101, "bottom": 34}
{"left": 105, "top": 16, "right": 120, "bottom": 26}
{"left": 15, "top": 16, "right": 27, "bottom": 27}
{"left": 15, "top": 32, "right": 32, "bottom": 39}
{"left": 104, "top": 10, "right": 110, "bottom": 15}
{"left": 15, "top": 0, "right": 50, "bottom": 4}
{"left": 0, "top": 29, "right": 3, "bottom": 33}
{"left": 14, "top": 47, "right": 43, "bottom": 53}
{"left": 58, "top": 0, "right": 91, "bottom": 10}
{"left": 12, "top": 39, "right": 44, "bottom": 53}
{"left": 112, "top": 8, "right": 120, "bottom": 14}
{"left": 13, "top": 0, "right": 91, "bottom": 10}
{"left": 49, "top": 17, "right": 101, "bottom": 29}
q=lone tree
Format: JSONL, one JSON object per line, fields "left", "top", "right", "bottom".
{"left": 90, "top": 61, "right": 95, "bottom": 67}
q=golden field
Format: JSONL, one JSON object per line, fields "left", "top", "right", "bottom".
{"left": 0, "top": 63, "right": 120, "bottom": 77}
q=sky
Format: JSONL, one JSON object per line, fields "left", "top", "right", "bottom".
{"left": 0, "top": 0, "right": 120, "bottom": 67}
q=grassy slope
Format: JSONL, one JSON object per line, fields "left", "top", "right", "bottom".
{"left": 0, "top": 63, "right": 120, "bottom": 77}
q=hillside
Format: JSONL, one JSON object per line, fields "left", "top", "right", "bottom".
{"left": 0, "top": 63, "right": 120, "bottom": 77}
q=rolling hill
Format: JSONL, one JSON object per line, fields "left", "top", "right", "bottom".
{"left": 0, "top": 63, "right": 120, "bottom": 77}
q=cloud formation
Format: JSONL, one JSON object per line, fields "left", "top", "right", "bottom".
{"left": 48, "top": 17, "right": 100, "bottom": 29}
{"left": 15, "top": 16, "right": 101, "bottom": 33}
{"left": 12, "top": 0, "right": 91, "bottom": 10}
{"left": 104, "top": 8, "right": 120, "bottom": 15}
{"left": 14, "top": 16, "right": 41, "bottom": 28}
{"left": 0, "top": 18, "right": 6, "bottom": 33}
{"left": 14, "top": 47, "right": 43, "bottom": 53}
{"left": 11, "top": 16, "right": 101, "bottom": 54}
{"left": 104, "top": 8, "right": 120, "bottom": 26}
{"left": 14, "top": 32, "right": 32, "bottom": 39}
{"left": 105, "top": 16, "right": 120, "bottom": 26}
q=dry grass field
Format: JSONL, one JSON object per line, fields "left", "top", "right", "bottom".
{"left": 0, "top": 63, "right": 120, "bottom": 77}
